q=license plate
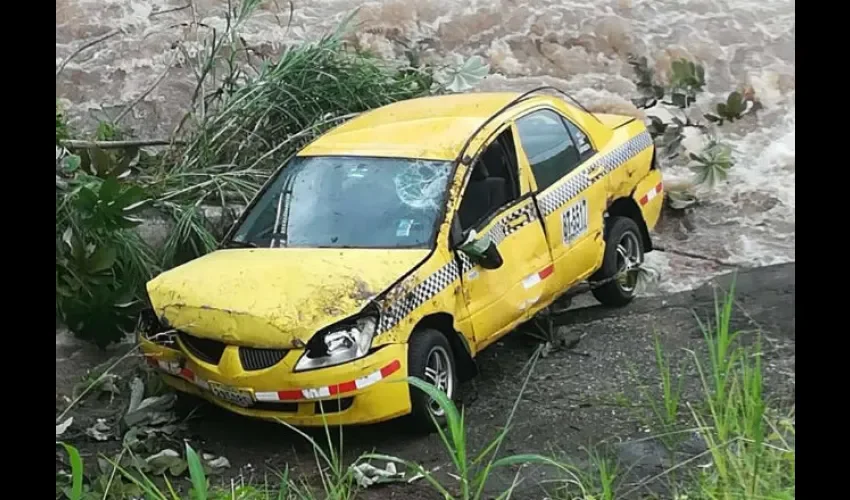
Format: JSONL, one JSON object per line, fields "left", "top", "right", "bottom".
{"left": 207, "top": 381, "right": 254, "bottom": 408}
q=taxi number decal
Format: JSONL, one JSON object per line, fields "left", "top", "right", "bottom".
{"left": 562, "top": 198, "right": 588, "bottom": 244}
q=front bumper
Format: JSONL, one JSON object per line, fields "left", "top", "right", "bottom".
{"left": 140, "top": 337, "right": 411, "bottom": 426}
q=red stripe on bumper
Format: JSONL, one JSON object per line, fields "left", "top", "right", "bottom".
{"left": 639, "top": 182, "right": 664, "bottom": 206}
{"left": 276, "top": 390, "right": 303, "bottom": 401}
{"left": 330, "top": 380, "right": 358, "bottom": 396}
{"left": 380, "top": 359, "right": 402, "bottom": 378}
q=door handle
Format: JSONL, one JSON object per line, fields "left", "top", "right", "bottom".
{"left": 587, "top": 166, "right": 605, "bottom": 180}
{"left": 506, "top": 211, "right": 530, "bottom": 230}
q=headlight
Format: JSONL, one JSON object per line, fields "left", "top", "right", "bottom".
{"left": 294, "top": 316, "right": 377, "bottom": 371}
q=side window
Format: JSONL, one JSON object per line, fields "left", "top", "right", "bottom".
{"left": 562, "top": 118, "right": 595, "bottom": 162}
{"left": 516, "top": 109, "right": 582, "bottom": 192}
{"left": 456, "top": 128, "right": 521, "bottom": 232}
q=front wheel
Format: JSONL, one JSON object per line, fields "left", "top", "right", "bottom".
{"left": 591, "top": 216, "right": 644, "bottom": 307}
{"left": 406, "top": 328, "right": 458, "bottom": 432}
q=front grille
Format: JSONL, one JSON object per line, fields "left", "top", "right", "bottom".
{"left": 315, "top": 397, "right": 354, "bottom": 414}
{"left": 239, "top": 347, "right": 289, "bottom": 371}
{"left": 250, "top": 398, "right": 353, "bottom": 414}
{"left": 178, "top": 332, "right": 226, "bottom": 365}
{"left": 250, "top": 401, "right": 300, "bottom": 412}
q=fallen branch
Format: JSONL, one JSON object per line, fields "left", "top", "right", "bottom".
{"left": 61, "top": 139, "right": 184, "bottom": 149}
{"left": 114, "top": 51, "right": 178, "bottom": 124}
{"left": 56, "top": 345, "right": 139, "bottom": 424}
{"left": 149, "top": 3, "right": 192, "bottom": 18}
{"left": 653, "top": 243, "right": 738, "bottom": 267}
{"left": 56, "top": 28, "right": 122, "bottom": 78}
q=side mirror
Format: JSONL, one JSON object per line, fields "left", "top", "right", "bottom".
{"left": 458, "top": 230, "right": 503, "bottom": 270}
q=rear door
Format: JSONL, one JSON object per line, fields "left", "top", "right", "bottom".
{"left": 453, "top": 125, "right": 555, "bottom": 350}
{"left": 513, "top": 108, "right": 607, "bottom": 294}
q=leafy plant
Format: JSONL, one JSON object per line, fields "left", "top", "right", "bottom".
{"left": 57, "top": 100, "right": 71, "bottom": 144}
{"left": 689, "top": 141, "right": 735, "bottom": 187}
{"left": 432, "top": 55, "right": 491, "bottom": 93}
{"left": 705, "top": 91, "right": 749, "bottom": 125}
{"left": 650, "top": 116, "right": 686, "bottom": 159}
{"left": 55, "top": 8, "right": 445, "bottom": 348}
{"left": 95, "top": 120, "right": 126, "bottom": 141}
{"left": 668, "top": 58, "right": 706, "bottom": 108}
{"left": 56, "top": 172, "right": 156, "bottom": 346}
{"left": 76, "top": 145, "right": 141, "bottom": 179}
{"left": 666, "top": 187, "right": 699, "bottom": 211}
{"left": 627, "top": 54, "right": 665, "bottom": 108}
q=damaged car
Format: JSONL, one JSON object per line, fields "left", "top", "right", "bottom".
{"left": 140, "top": 87, "right": 665, "bottom": 431}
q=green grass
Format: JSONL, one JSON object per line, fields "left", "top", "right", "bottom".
{"left": 684, "top": 282, "right": 794, "bottom": 499}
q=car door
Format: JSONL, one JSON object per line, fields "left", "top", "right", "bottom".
{"left": 453, "top": 125, "right": 555, "bottom": 350}
{"left": 513, "top": 108, "right": 607, "bottom": 295}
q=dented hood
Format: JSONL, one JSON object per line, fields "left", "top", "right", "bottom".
{"left": 146, "top": 248, "right": 429, "bottom": 348}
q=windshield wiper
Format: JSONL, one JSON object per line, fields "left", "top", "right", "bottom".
{"left": 271, "top": 174, "right": 296, "bottom": 248}
{"left": 223, "top": 240, "right": 258, "bottom": 248}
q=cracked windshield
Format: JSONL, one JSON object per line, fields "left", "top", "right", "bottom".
{"left": 231, "top": 156, "right": 452, "bottom": 248}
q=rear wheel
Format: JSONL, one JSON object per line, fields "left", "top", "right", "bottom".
{"left": 591, "top": 216, "right": 644, "bottom": 307}
{"left": 406, "top": 328, "right": 458, "bottom": 432}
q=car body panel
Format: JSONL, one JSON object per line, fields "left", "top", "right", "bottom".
{"left": 511, "top": 106, "right": 607, "bottom": 295}
{"left": 369, "top": 244, "right": 471, "bottom": 347}
{"left": 140, "top": 91, "right": 663, "bottom": 426}
{"left": 299, "top": 93, "right": 521, "bottom": 160}
{"left": 605, "top": 122, "right": 656, "bottom": 198}
{"left": 594, "top": 113, "right": 637, "bottom": 129}
{"left": 633, "top": 168, "right": 665, "bottom": 231}
{"left": 458, "top": 193, "right": 555, "bottom": 350}
{"left": 146, "top": 248, "right": 430, "bottom": 348}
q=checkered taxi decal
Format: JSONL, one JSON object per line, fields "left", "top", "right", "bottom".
{"left": 376, "top": 130, "right": 653, "bottom": 334}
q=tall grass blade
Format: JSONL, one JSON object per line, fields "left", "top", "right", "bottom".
{"left": 185, "top": 442, "right": 208, "bottom": 500}
{"left": 57, "top": 442, "right": 84, "bottom": 500}
{"left": 103, "top": 454, "right": 169, "bottom": 500}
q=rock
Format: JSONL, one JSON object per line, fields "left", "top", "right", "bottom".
{"left": 134, "top": 209, "right": 173, "bottom": 251}
{"left": 132, "top": 204, "right": 245, "bottom": 251}
{"left": 676, "top": 430, "right": 709, "bottom": 458}
{"left": 614, "top": 438, "right": 672, "bottom": 473}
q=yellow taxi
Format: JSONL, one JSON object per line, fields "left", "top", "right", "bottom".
{"left": 139, "top": 88, "right": 664, "bottom": 431}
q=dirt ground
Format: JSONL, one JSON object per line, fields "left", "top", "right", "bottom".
{"left": 56, "top": 263, "right": 795, "bottom": 499}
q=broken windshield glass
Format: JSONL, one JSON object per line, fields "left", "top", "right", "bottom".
{"left": 229, "top": 156, "right": 453, "bottom": 249}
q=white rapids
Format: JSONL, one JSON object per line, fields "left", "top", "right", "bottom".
{"left": 56, "top": 0, "right": 795, "bottom": 294}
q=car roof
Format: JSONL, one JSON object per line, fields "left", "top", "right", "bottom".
{"left": 298, "top": 92, "right": 533, "bottom": 161}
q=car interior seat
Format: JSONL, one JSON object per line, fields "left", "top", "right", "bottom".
{"left": 458, "top": 145, "right": 509, "bottom": 229}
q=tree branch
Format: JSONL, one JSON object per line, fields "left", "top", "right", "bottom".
{"left": 113, "top": 51, "right": 178, "bottom": 124}
{"left": 56, "top": 29, "right": 122, "bottom": 78}
{"left": 61, "top": 139, "right": 184, "bottom": 149}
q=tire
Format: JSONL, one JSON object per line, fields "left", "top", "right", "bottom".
{"left": 406, "top": 328, "right": 458, "bottom": 432}
{"left": 591, "top": 216, "right": 644, "bottom": 307}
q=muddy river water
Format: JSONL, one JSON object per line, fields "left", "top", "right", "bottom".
{"left": 56, "top": 0, "right": 794, "bottom": 294}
